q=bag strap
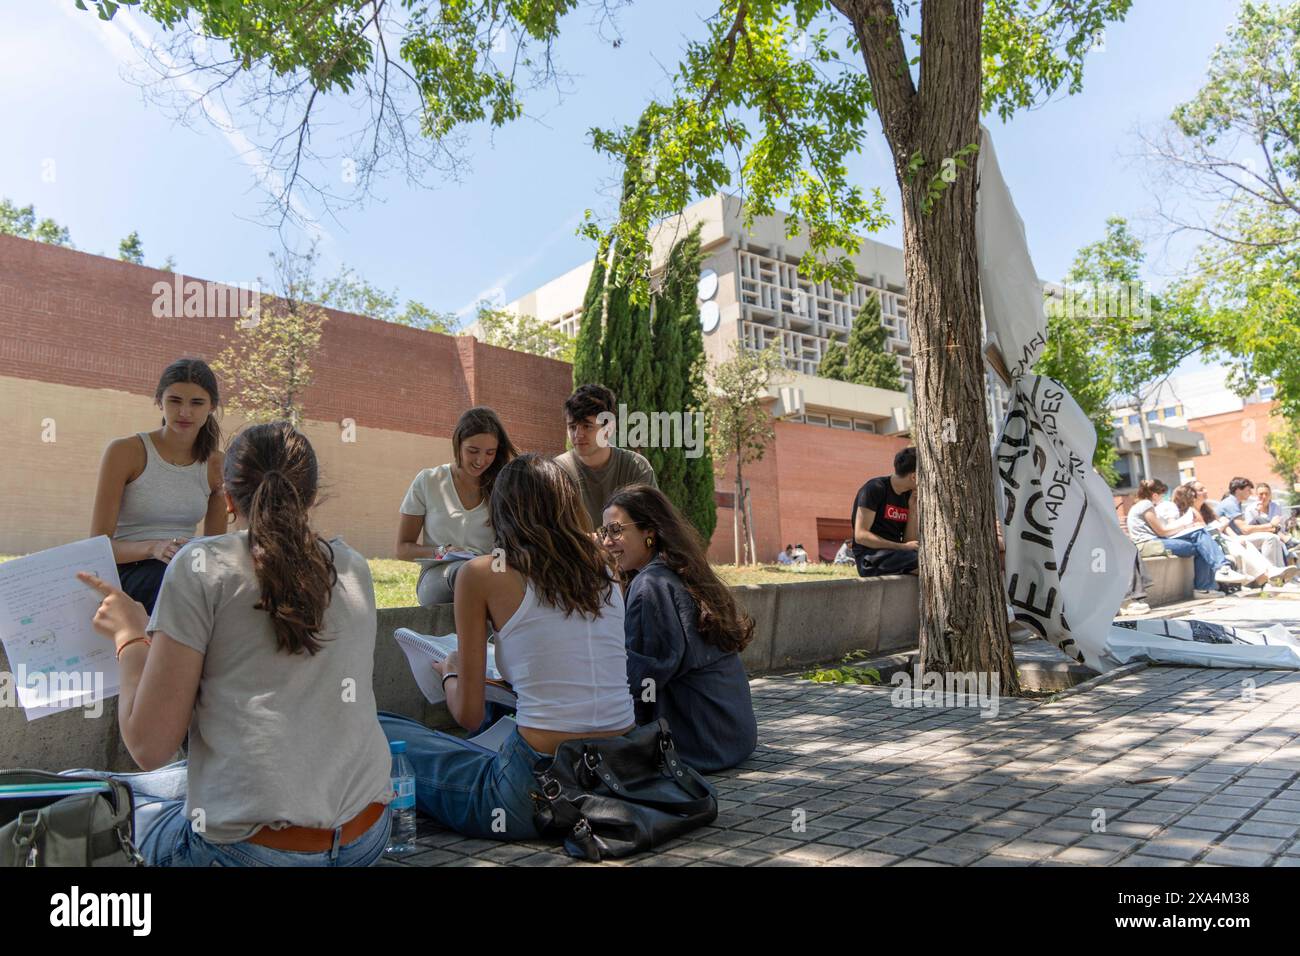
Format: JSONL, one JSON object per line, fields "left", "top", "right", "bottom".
{"left": 576, "top": 729, "right": 715, "bottom": 815}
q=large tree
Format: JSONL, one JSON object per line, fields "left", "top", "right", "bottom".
{"left": 1145, "top": 1, "right": 1300, "bottom": 427}
{"left": 1034, "top": 216, "right": 1210, "bottom": 486}
{"left": 91, "top": 0, "right": 1134, "bottom": 685}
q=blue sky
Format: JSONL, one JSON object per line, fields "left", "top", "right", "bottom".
{"left": 3, "top": 0, "right": 1243, "bottom": 337}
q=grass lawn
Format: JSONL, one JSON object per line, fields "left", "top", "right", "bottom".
{"left": 0, "top": 553, "right": 857, "bottom": 609}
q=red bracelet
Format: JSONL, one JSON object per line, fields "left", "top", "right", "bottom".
{"left": 115, "top": 636, "right": 151, "bottom": 660}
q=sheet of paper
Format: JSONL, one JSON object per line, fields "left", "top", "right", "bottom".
{"left": 0, "top": 536, "right": 122, "bottom": 720}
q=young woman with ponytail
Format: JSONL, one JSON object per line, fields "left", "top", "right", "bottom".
{"left": 600, "top": 485, "right": 757, "bottom": 772}
{"left": 74, "top": 421, "right": 393, "bottom": 867}
{"left": 89, "top": 358, "right": 228, "bottom": 613}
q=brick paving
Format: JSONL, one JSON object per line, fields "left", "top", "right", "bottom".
{"left": 382, "top": 650, "right": 1300, "bottom": 867}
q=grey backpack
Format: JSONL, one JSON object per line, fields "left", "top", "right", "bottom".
{"left": 0, "top": 770, "right": 143, "bottom": 867}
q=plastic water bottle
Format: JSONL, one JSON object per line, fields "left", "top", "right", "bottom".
{"left": 387, "top": 740, "right": 418, "bottom": 855}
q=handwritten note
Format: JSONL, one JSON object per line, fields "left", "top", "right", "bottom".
{"left": 0, "top": 537, "right": 122, "bottom": 720}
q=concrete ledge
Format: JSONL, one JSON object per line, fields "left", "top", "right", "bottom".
{"left": 2, "top": 575, "right": 920, "bottom": 773}
{"left": 1142, "top": 554, "right": 1194, "bottom": 608}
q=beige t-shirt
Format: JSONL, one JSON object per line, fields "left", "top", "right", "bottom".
{"left": 554, "top": 447, "right": 658, "bottom": 531}
{"left": 146, "top": 530, "right": 393, "bottom": 844}
{"left": 400, "top": 463, "right": 495, "bottom": 554}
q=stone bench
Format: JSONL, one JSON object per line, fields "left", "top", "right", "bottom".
{"left": 1, "top": 575, "right": 920, "bottom": 772}
{"left": 1141, "top": 553, "right": 1195, "bottom": 607}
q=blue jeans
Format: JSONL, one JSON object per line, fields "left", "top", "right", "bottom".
{"left": 378, "top": 711, "right": 543, "bottom": 840}
{"left": 1160, "top": 530, "right": 1228, "bottom": 591}
{"left": 65, "top": 762, "right": 391, "bottom": 867}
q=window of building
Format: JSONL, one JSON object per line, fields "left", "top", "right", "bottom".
{"left": 1260, "top": 386, "right": 1276, "bottom": 401}
{"left": 853, "top": 420, "right": 876, "bottom": 433}
{"left": 1163, "top": 406, "right": 1177, "bottom": 418}
{"left": 1146, "top": 411, "right": 1159, "bottom": 422}
{"left": 830, "top": 417, "right": 852, "bottom": 430}
{"left": 1128, "top": 414, "right": 1139, "bottom": 425}
{"left": 804, "top": 413, "right": 829, "bottom": 426}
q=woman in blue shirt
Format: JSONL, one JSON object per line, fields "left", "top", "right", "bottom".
{"left": 600, "top": 485, "right": 757, "bottom": 773}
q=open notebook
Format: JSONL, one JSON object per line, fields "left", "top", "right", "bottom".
{"left": 392, "top": 628, "right": 516, "bottom": 708}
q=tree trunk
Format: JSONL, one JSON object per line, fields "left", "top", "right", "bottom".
{"left": 842, "top": 0, "right": 1019, "bottom": 691}
{"left": 734, "top": 455, "right": 743, "bottom": 567}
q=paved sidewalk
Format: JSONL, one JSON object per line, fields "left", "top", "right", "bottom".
{"left": 382, "top": 654, "right": 1300, "bottom": 867}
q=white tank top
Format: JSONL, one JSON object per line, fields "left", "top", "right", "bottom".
{"left": 493, "top": 577, "right": 636, "bottom": 734}
{"left": 114, "top": 432, "right": 213, "bottom": 543}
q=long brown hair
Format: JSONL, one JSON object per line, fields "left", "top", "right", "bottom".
{"left": 605, "top": 485, "right": 754, "bottom": 654}
{"left": 223, "top": 421, "right": 337, "bottom": 655}
{"left": 156, "top": 358, "right": 221, "bottom": 462}
{"left": 489, "top": 453, "right": 614, "bottom": 617}
{"left": 1172, "top": 482, "right": 1197, "bottom": 518}
{"left": 1137, "top": 478, "right": 1167, "bottom": 501}
{"left": 452, "top": 406, "right": 516, "bottom": 500}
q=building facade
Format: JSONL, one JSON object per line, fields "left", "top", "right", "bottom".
{"left": 502, "top": 192, "right": 1014, "bottom": 431}
{"left": 1107, "top": 366, "right": 1290, "bottom": 499}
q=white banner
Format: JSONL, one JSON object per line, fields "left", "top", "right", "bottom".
{"left": 976, "top": 125, "right": 1047, "bottom": 380}
{"left": 995, "top": 375, "right": 1135, "bottom": 671}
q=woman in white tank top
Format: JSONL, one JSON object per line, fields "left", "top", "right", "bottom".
{"left": 378, "top": 453, "right": 635, "bottom": 840}
{"left": 89, "top": 359, "right": 227, "bottom": 613}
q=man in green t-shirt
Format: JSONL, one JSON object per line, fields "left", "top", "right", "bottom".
{"left": 555, "top": 384, "right": 657, "bottom": 530}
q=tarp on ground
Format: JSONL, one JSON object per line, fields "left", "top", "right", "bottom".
{"left": 1104, "top": 618, "right": 1300, "bottom": 669}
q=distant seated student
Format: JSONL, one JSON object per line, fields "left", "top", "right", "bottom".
{"left": 791, "top": 544, "right": 809, "bottom": 564}
{"left": 1219, "top": 477, "right": 1289, "bottom": 570}
{"left": 554, "top": 383, "right": 657, "bottom": 530}
{"left": 833, "top": 539, "right": 854, "bottom": 565}
{"left": 851, "top": 446, "right": 919, "bottom": 577}
{"left": 601, "top": 485, "right": 757, "bottom": 773}
{"left": 776, "top": 544, "right": 794, "bottom": 565}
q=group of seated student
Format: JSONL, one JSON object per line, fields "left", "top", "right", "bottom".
{"left": 1125, "top": 478, "right": 1297, "bottom": 597}
{"left": 75, "top": 362, "right": 755, "bottom": 865}
{"left": 775, "top": 544, "right": 808, "bottom": 565}
{"left": 850, "top": 446, "right": 919, "bottom": 577}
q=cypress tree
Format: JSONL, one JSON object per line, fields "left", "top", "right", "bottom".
{"left": 646, "top": 241, "right": 689, "bottom": 508}
{"left": 573, "top": 246, "right": 607, "bottom": 390}
{"left": 844, "top": 292, "right": 904, "bottom": 391}
{"left": 671, "top": 228, "right": 717, "bottom": 543}
{"left": 818, "top": 340, "right": 849, "bottom": 380}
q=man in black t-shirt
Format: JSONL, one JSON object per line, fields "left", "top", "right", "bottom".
{"left": 850, "top": 446, "right": 919, "bottom": 577}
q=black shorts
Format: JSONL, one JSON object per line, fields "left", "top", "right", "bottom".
{"left": 854, "top": 547, "right": 918, "bottom": 578}
{"left": 116, "top": 559, "right": 169, "bottom": 614}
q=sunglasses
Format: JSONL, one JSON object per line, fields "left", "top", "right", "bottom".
{"left": 596, "top": 522, "right": 627, "bottom": 542}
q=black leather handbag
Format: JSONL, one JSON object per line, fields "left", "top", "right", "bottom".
{"left": 530, "top": 719, "right": 718, "bottom": 862}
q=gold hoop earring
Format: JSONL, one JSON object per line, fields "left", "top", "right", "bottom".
{"left": 645, "top": 537, "right": 654, "bottom": 549}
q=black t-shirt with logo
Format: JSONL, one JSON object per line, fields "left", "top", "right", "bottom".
{"left": 851, "top": 476, "right": 911, "bottom": 556}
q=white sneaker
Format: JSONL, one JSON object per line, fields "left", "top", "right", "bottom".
{"left": 1215, "top": 566, "right": 1253, "bottom": 585}
{"left": 1193, "top": 588, "right": 1222, "bottom": 599}
{"left": 1119, "top": 600, "right": 1150, "bottom": 615}
{"left": 1275, "top": 566, "right": 1300, "bottom": 583}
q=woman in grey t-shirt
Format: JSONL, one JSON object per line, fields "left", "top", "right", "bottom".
{"left": 76, "top": 422, "right": 393, "bottom": 866}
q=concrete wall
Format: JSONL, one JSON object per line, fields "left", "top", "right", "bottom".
{"left": 1, "top": 576, "right": 918, "bottom": 772}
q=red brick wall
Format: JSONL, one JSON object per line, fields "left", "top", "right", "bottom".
{"left": 707, "top": 421, "right": 908, "bottom": 563}
{"left": 0, "top": 234, "right": 569, "bottom": 454}
{"left": 1188, "top": 402, "right": 1290, "bottom": 500}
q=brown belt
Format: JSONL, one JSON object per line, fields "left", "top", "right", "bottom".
{"left": 246, "top": 801, "right": 388, "bottom": 853}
